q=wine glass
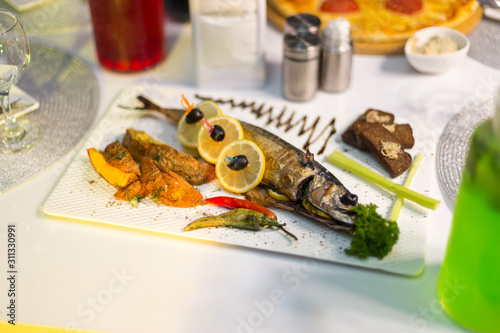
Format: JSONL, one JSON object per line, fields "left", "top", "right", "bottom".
{"left": 0, "top": 8, "right": 39, "bottom": 154}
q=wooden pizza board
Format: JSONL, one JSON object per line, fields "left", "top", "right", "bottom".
{"left": 267, "top": 4, "right": 483, "bottom": 55}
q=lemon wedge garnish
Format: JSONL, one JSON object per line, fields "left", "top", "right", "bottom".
{"left": 215, "top": 139, "right": 265, "bottom": 194}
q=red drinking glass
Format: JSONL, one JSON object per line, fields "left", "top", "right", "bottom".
{"left": 88, "top": 0, "right": 166, "bottom": 72}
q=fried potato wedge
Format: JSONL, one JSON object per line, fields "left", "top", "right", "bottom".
{"left": 114, "top": 180, "right": 149, "bottom": 201}
{"left": 123, "top": 129, "right": 215, "bottom": 185}
{"left": 140, "top": 157, "right": 204, "bottom": 208}
{"left": 88, "top": 148, "right": 139, "bottom": 188}
{"left": 103, "top": 140, "right": 141, "bottom": 176}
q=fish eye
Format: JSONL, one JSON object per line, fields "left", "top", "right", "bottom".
{"left": 340, "top": 193, "right": 358, "bottom": 206}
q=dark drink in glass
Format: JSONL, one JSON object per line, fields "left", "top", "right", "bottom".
{"left": 88, "top": 0, "right": 166, "bottom": 72}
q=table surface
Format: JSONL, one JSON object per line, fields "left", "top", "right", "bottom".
{"left": 1, "top": 11, "right": 499, "bottom": 333}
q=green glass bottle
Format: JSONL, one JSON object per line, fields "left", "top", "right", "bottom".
{"left": 438, "top": 93, "right": 500, "bottom": 333}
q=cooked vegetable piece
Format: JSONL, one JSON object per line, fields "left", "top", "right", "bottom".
{"left": 123, "top": 128, "right": 215, "bottom": 185}
{"left": 346, "top": 204, "right": 399, "bottom": 259}
{"left": 327, "top": 151, "right": 440, "bottom": 210}
{"left": 87, "top": 148, "right": 138, "bottom": 188}
{"left": 103, "top": 140, "right": 140, "bottom": 175}
{"left": 140, "top": 157, "right": 204, "bottom": 208}
{"left": 184, "top": 208, "right": 297, "bottom": 240}
{"left": 114, "top": 180, "right": 149, "bottom": 202}
{"left": 205, "top": 196, "right": 277, "bottom": 219}
{"left": 122, "top": 128, "right": 164, "bottom": 159}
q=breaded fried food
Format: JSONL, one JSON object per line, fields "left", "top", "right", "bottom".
{"left": 123, "top": 128, "right": 215, "bottom": 185}
{"left": 140, "top": 157, "right": 204, "bottom": 208}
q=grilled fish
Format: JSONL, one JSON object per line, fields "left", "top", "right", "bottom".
{"left": 241, "top": 121, "right": 357, "bottom": 230}
{"left": 122, "top": 96, "right": 358, "bottom": 230}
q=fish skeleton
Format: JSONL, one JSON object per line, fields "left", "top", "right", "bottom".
{"left": 121, "top": 96, "right": 358, "bottom": 230}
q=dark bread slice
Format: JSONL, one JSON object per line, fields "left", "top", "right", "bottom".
{"left": 341, "top": 127, "right": 360, "bottom": 149}
{"left": 381, "top": 123, "right": 414, "bottom": 149}
{"left": 359, "top": 125, "right": 412, "bottom": 178}
{"left": 351, "top": 121, "right": 376, "bottom": 150}
{"left": 342, "top": 109, "right": 395, "bottom": 150}
{"left": 359, "top": 109, "right": 395, "bottom": 124}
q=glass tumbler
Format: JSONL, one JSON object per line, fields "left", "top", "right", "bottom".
{"left": 88, "top": 0, "right": 166, "bottom": 72}
{"left": 189, "top": 0, "right": 266, "bottom": 88}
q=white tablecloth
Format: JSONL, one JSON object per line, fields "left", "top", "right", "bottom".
{"left": 1, "top": 15, "right": 499, "bottom": 333}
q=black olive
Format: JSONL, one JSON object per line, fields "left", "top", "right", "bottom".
{"left": 227, "top": 155, "right": 248, "bottom": 171}
{"left": 185, "top": 108, "right": 203, "bottom": 124}
{"left": 210, "top": 124, "right": 225, "bottom": 142}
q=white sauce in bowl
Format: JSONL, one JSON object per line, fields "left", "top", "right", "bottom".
{"left": 410, "top": 35, "right": 458, "bottom": 55}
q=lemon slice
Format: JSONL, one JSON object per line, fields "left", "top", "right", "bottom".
{"left": 177, "top": 100, "right": 223, "bottom": 148}
{"left": 197, "top": 115, "right": 244, "bottom": 164}
{"left": 266, "top": 188, "right": 290, "bottom": 201}
{"left": 215, "top": 139, "right": 265, "bottom": 194}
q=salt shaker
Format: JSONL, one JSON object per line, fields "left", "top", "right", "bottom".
{"left": 320, "top": 18, "right": 353, "bottom": 92}
{"left": 282, "top": 33, "right": 320, "bottom": 101}
{"left": 189, "top": 0, "right": 266, "bottom": 89}
{"left": 284, "top": 13, "right": 321, "bottom": 35}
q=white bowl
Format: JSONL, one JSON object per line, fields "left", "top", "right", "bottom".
{"left": 404, "top": 27, "right": 470, "bottom": 74}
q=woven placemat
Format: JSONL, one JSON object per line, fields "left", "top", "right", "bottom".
{"left": 436, "top": 97, "right": 494, "bottom": 208}
{"left": 0, "top": 0, "right": 90, "bottom": 35}
{"left": 468, "top": 14, "right": 500, "bottom": 69}
{"left": 0, "top": 41, "right": 99, "bottom": 193}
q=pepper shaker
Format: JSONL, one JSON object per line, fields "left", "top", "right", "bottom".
{"left": 284, "top": 13, "right": 321, "bottom": 35}
{"left": 320, "top": 18, "right": 353, "bottom": 92}
{"left": 282, "top": 33, "right": 320, "bottom": 101}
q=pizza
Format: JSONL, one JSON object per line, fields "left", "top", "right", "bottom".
{"left": 268, "top": 0, "right": 480, "bottom": 44}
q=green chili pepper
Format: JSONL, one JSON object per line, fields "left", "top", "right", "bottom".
{"left": 184, "top": 208, "right": 297, "bottom": 240}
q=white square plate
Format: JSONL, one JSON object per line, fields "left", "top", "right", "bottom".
{"left": 42, "top": 84, "right": 434, "bottom": 276}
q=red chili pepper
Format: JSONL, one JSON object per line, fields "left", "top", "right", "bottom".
{"left": 204, "top": 196, "right": 277, "bottom": 219}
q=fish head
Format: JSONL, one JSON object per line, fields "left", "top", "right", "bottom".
{"left": 303, "top": 171, "right": 358, "bottom": 225}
